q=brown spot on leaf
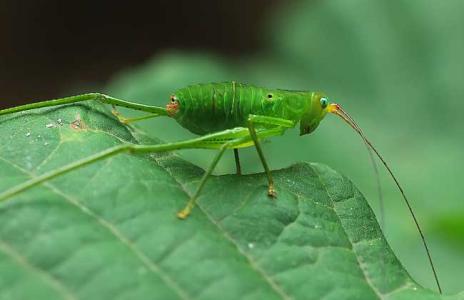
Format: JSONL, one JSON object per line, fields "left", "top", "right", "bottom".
{"left": 70, "top": 113, "right": 87, "bottom": 130}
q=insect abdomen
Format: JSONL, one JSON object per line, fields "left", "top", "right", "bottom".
{"left": 174, "top": 82, "right": 272, "bottom": 134}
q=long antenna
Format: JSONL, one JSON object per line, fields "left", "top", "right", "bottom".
{"left": 329, "top": 103, "right": 442, "bottom": 294}
{"left": 339, "top": 108, "right": 385, "bottom": 231}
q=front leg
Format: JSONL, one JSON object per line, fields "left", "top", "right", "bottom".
{"left": 246, "top": 114, "right": 296, "bottom": 197}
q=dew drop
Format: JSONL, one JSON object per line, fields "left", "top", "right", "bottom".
{"left": 46, "top": 123, "right": 54, "bottom": 128}
{"left": 248, "top": 242, "right": 255, "bottom": 249}
{"left": 25, "top": 132, "right": 31, "bottom": 137}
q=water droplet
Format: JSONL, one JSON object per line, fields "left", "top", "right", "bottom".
{"left": 46, "top": 123, "right": 54, "bottom": 128}
{"left": 248, "top": 243, "right": 255, "bottom": 249}
{"left": 315, "top": 224, "right": 321, "bottom": 229}
{"left": 25, "top": 132, "right": 31, "bottom": 137}
{"left": 57, "top": 118, "right": 63, "bottom": 125}
{"left": 44, "top": 142, "right": 49, "bottom": 146}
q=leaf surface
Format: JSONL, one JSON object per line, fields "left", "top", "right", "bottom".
{"left": 0, "top": 103, "right": 458, "bottom": 300}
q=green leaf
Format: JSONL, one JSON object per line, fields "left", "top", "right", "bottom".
{"left": 0, "top": 103, "right": 459, "bottom": 300}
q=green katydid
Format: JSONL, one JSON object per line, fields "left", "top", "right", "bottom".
{"left": 0, "top": 81, "right": 441, "bottom": 293}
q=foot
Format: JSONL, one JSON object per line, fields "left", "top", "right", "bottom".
{"left": 176, "top": 202, "right": 194, "bottom": 220}
{"left": 111, "top": 108, "right": 129, "bottom": 124}
{"left": 176, "top": 209, "right": 190, "bottom": 220}
{"left": 267, "top": 185, "right": 277, "bottom": 198}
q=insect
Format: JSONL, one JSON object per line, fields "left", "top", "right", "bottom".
{"left": 0, "top": 81, "right": 441, "bottom": 293}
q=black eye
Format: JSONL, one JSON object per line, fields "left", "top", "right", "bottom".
{"left": 320, "top": 97, "right": 328, "bottom": 109}
{"left": 267, "top": 94, "right": 273, "bottom": 99}
{"left": 170, "top": 95, "right": 177, "bottom": 103}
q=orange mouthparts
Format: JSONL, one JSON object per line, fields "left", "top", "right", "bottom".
{"left": 328, "top": 103, "right": 340, "bottom": 113}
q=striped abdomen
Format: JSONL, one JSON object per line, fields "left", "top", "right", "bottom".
{"left": 172, "top": 82, "right": 284, "bottom": 135}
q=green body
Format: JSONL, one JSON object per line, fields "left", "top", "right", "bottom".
{"left": 172, "top": 82, "right": 328, "bottom": 136}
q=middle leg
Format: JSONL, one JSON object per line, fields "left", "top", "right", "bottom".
{"left": 247, "top": 114, "right": 296, "bottom": 197}
{"left": 233, "top": 148, "right": 242, "bottom": 175}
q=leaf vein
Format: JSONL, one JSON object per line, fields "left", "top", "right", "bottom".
{"left": 0, "top": 240, "right": 77, "bottom": 300}
{"left": 154, "top": 158, "right": 293, "bottom": 300}
{"left": 0, "top": 157, "right": 191, "bottom": 300}
{"left": 310, "top": 164, "right": 384, "bottom": 300}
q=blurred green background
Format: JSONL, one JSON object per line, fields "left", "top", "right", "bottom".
{"left": 3, "top": 0, "right": 464, "bottom": 294}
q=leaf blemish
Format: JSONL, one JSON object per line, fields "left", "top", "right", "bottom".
{"left": 70, "top": 113, "right": 86, "bottom": 130}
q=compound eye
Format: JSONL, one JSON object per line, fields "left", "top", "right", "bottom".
{"left": 320, "top": 97, "right": 328, "bottom": 109}
{"left": 170, "top": 95, "right": 177, "bottom": 103}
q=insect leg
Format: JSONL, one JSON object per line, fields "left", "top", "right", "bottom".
{"left": 0, "top": 127, "right": 251, "bottom": 204}
{"left": 177, "top": 143, "right": 231, "bottom": 219}
{"left": 247, "top": 121, "right": 277, "bottom": 197}
{"left": 0, "top": 126, "right": 286, "bottom": 218}
{"left": 0, "top": 93, "right": 168, "bottom": 116}
{"left": 247, "top": 115, "right": 296, "bottom": 128}
{"left": 233, "top": 149, "right": 242, "bottom": 175}
{"left": 176, "top": 126, "right": 290, "bottom": 218}
{"left": 247, "top": 115, "right": 296, "bottom": 197}
{"left": 111, "top": 105, "right": 160, "bottom": 124}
